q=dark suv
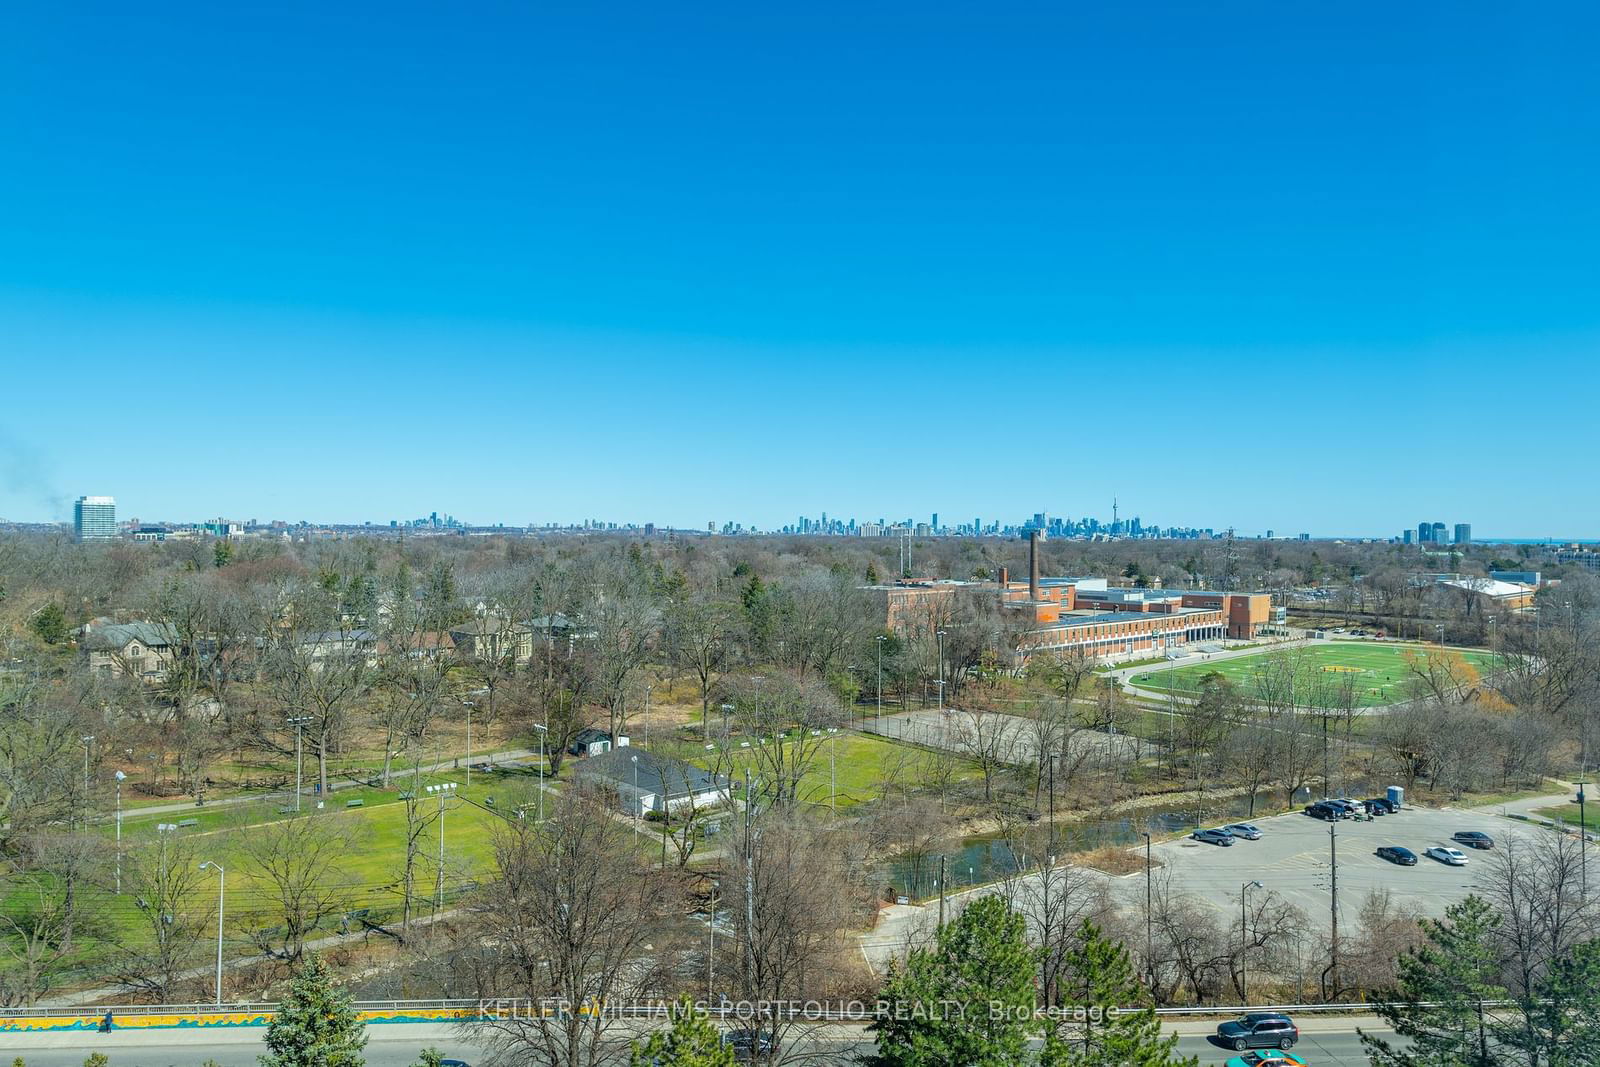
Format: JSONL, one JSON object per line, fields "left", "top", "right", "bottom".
{"left": 1305, "top": 802, "right": 1340, "bottom": 821}
{"left": 1217, "top": 1013, "right": 1299, "bottom": 1051}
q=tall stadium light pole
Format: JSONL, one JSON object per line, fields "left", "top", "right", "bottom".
{"left": 286, "top": 716, "right": 312, "bottom": 812}
{"left": 199, "top": 862, "right": 225, "bottom": 1005}
{"left": 1241, "top": 880, "right": 1263, "bottom": 1002}
{"left": 533, "top": 723, "right": 547, "bottom": 823}
{"left": 114, "top": 771, "right": 126, "bottom": 894}
{"left": 426, "top": 782, "right": 456, "bottom": 909}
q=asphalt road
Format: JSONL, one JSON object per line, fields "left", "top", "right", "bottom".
{"left": 0, "top": 1020, "right": 1389, "bottom": 1066}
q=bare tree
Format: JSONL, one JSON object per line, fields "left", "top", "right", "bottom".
{"left": 475, "top": 788, "right": 681, "bottom": 1067}
{"left": 109, "top": 832, "right": 212, "bottom": 1000}
{"left": 237, "top": 811, "right": 365, "bottom": 962}
{"left": 721, "top": 672, "right": 847, "bottom": 808}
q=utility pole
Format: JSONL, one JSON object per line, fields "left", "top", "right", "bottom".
{"left": 1328, "top": 820, "right": 1341, "bottom": 999}
{"left": 876, "top": 635, "right": 885, "bottom": 731}
{"left": 743, "top": 767, "right": 755, "bottom": 992}
{"left": 287, "top": 716, "right": 312, "bottom": 812}
{"left": 1140, "top": 831, "right": 1154, "bottom": 991}
{"left": 938, "top": 855, "right": 948, "bottom": 928}
{"left": 1580, "top": 781, "right": 1589, "bottom": 904}
{"left": 114, "top": 771, "right": 126, "bottom": 894}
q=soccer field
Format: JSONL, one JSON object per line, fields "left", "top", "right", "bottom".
{"left": 1130, "top": 642, "right": 1495, "bottom": 707}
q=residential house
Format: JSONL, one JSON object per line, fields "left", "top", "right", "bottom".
{"left": 449, "top": 614, "right": 534, "bottom": 665}
{"left": 567, "top": 728, "right": 614, "bottom": 758}
{"left": 81, "top": 621, "right": 179, "bottom": 681}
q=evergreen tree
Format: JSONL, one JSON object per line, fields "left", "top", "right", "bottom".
{"left": 407, "top": 1052, "right": 443, "bottom": 1067}
{"left": 1360, "top": 895, "right": 1506, "bottom": 1067}
{"left": 1042, "top": 920, "right": 1196, "bottom": 1067}
{"left": 869, "top": 894, "right": 1037, "bottom": 1067}
{"left": 629, "top": 998, "right": 735, "bottom": 1066}
{"left": 1507, "top": 936, "right": 1600, "bottom": 1066}
{"left": 259, "top": 953, "right": 367, "bottom": 1067}
{"left": 28, "top": 602, "right": 67, "bottom": 645}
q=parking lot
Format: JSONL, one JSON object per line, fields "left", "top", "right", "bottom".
{"left": 1147, "top": 803, "right": 1546, "bottom": 929}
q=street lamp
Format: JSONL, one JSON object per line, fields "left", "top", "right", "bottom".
{"left": 114, "top": 771, "right": 126, "bottom": 894}
{"left": 827, "top": 728, "right": 839, "bottom": 811}
{"left": 286, "top": 716, "right": 312, "bottom": 812}
{"left": 631, "top": 754, "right": 641, "bottom": 822}
{"left": 936, "top": 630, "right": 947, "bottom": 712}
{"left": 1436, "top": 624, "right": 1445, "bottom": 647}
{"left": 425, "top": 782, "right": 457, "bottom": 910}
{"left": 532, "top": 723, "right": 548, "bottom": 823}
{"left": 645, "top": 684, "right": 653, "bottom": 747}
{"left": 1241, "top": 880, "right": 1263, "bottom": 1002}
{"left": 198, "top": 861, "right": 225, "bottom": 1005}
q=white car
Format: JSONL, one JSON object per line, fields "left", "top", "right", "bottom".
{"left": 1425, "top": 846, "right": 1469, "bottom": 866}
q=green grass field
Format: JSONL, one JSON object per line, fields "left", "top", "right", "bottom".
{"left": 1129, "top": 643, "right": 1495, "bottom": 707}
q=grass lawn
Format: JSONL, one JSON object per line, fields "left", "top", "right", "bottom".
{"left": 1535, "top": 803, "right": 1598, "bottom": 831}
{"left": 1129, "top": 643, "right": 1494, "bottom": 707}
{"left": 660, "top": 730, "right": 979, "bottom": 810}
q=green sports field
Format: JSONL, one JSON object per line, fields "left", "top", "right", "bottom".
{"left": 1129, "top": 642, "right": 1495, "bottom": 707}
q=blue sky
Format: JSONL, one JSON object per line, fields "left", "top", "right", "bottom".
{"left": 2, "top": 2, "right": 1597, "bottom": 536}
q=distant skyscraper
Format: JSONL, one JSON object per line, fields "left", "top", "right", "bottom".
{"left": 74, "top": 495, "right": 116, "bottom": 541}
{"left": 931, "top": 513, "right": 938, "bottom": 531}
{"left": 1454, "top": 523, "right": 1471, "bottom": 545}
{"left": 1418, "top": 521, "right": 1433, "bottom": 543}
{"left": 1403, "top": 529, "right": 1414, "bottom": 544}
{"left": 1431, "top": 522, "right": 1447, "bottom": 544}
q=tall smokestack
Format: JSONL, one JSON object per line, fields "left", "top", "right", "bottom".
{"left": 1029, "top": 530, "right": 1042, "bottom": 601}
{"left": 998, "top": 565, "right": 1009, "bottom": 588}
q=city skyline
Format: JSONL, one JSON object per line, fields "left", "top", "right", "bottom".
{"left": 4, "top": 3, "right": 1598, "bottom": 534}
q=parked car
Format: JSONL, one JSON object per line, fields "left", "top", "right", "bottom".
{"left": 1224, "top": 823, "right": 1263, "bottom": 840}
{"left": 724, "top": 1030, "right": 777, "bottom": 1060}
{"left": 1366, "top": 797, "right": 1396, "bottom": 815}
{"left": 1224, "top": 1052, "right": 1308, "bottom": 1067}
{"left": 1453, "top": 830, "right": 1495, "bottom": 850}
{"left": 1216, "top": 1012, "right": 1299, "bottom": 1051}
{"left": 1425, "top": 846, "right": 1469, "bottom": 866}
{"left": 1305, "top": 802, "right": 1341, "bottom": 821}
{"left": 1377, "top": 846, "right": 1418, "bottom": 865}
{"left": 1193, "top": 828, "right": 1235, "bottom": 846}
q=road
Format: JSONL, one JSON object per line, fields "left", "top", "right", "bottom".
{"left": 0, "top": 1018, "right": 1390, "bottom": 1065}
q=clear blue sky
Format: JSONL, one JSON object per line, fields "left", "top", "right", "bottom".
{"left": 3, "top": 2, "right": 1597, "bottom": 536}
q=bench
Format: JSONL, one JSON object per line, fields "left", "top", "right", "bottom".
{"left": 344, "top": 798, "right": 364, "bottom": 808}
{"left": 277, "top": 807, "right": 294, "bottom": 815}
{"left": 177, "top": 818, "right": 198, "bottom": 828}
{"left": 397, "top": 791, "right": 414, "bottom": 800}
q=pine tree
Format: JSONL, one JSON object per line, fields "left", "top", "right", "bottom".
{"left": 869, "top": 894, "right": 1038, "bottom": 1067}
{"left": 1507, "top": 936, "right": 1600, "bottom": 1065}
{"left": 1360, "top": 895, "right": 1506, "bottom": 1067}
{"left": 629, "top": 998, "right": 735, "bottom": 1066}
{"left": 1042, "top": 920, "right": 1196, "bottom": 1067}
{"left": 259, "top": 953, "right": 368, "bottom": 1067}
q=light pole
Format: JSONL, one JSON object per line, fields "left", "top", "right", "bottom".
{"left": 827, "top": 728, "right": 839, "bottom": 811}
{"left": 631, "top": 754, "right": 640, "bottom": 822}
{"left": 426, "top": 782, "right": 456, "bottom": 909}
{"left": 199, "top": 861, "right": 225, "bottom": 1005}
{"left": 532, "top": 723, "right": 548, "bottom": 823}
{"left": 1139, "top": 831, "right": 1154, "bottom": 990}
{"left": 1436, "top": 624, "right": 1445, "bottom": 647}
{"left": 936, "top": 629, "right": 947, "bottom": 712}
{"left": 1241, "top": 880, "right": 1263, "bottom": 1002}
{"left": 114, "top": 770, "right": 126, "bottom": 894}
{"left": 461, "top": 700, "right": 475, "bottom": 786}
{"left": 876, "top": 635, "right": 886, "bottom": 730}
{"left": 1579, "top": 781, "right": 1589, "bottom": 904}
{"left": 286, "top": 716, "right": 312, "bottom": 812}
{"left": 645, "top": 684, "right": 652, "bottom": 747}
{"left": 80, "top": 735, "right": 94, "bottom": 828}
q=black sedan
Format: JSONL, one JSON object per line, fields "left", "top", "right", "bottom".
{"left": 1452, "top": 830, "right": 1495, "bottom": 849}
{"left": 1377, "top": 845, "right": 1418, "bottom": 865}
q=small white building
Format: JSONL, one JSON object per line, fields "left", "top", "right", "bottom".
{"left": 575, "top": 749, "right": 730, "bottom": 817}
